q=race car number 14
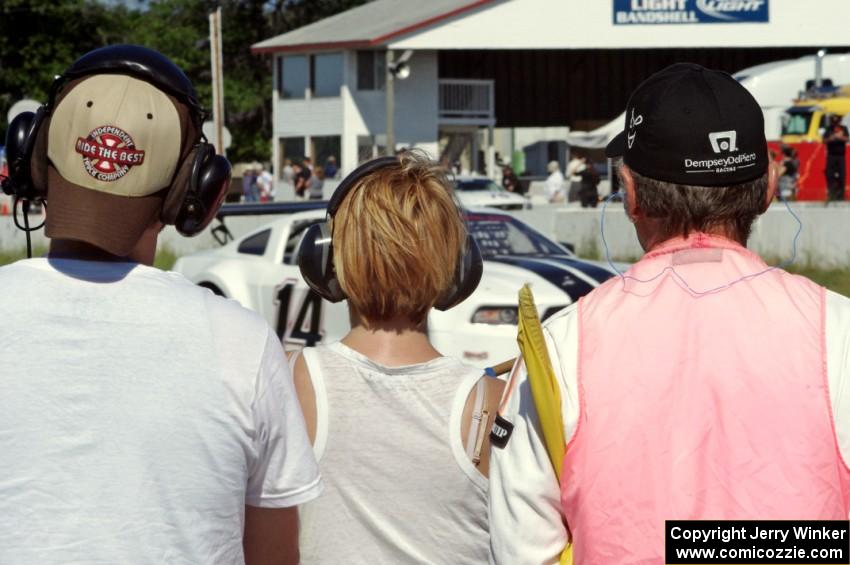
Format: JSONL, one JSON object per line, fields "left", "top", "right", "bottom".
{"left": 274, "top": 279, "right": 324, "bottom": 347}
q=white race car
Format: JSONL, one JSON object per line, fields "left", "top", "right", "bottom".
{"left": 454, "top": 176, "right": 529, "bottom": 211}
{"left": 174, "top": 203, "right": 617, "bottom": 366}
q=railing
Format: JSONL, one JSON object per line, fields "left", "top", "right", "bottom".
{"left": 439, "top": 79, "right": 495, "bottom": 122}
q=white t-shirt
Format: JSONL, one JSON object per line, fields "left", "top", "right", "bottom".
{"left": 258, "top": 170, "right": 275, "bottom": 198}
{"left": 0, "top": 258, "right": 322, "bottom": 564}
{"left": 544, "top": 171, "right": 566, "bottom": 201}
{"left": 488, "top": 289, "right": 850, "bottom": 564}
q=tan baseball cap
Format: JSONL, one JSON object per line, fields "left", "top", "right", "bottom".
{"left": 44, "top": 74, "right": 190, "bottom": 256}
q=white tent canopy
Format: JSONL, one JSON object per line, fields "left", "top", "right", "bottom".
{"left": 565, "top": 112, "right": 624, "bottom": 149}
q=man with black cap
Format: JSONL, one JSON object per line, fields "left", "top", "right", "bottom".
{"left": 0, "top": 45, "right": 320, "bottom": 564}
{"left": 823, "top": 113, "right": 848, "bottom": 202}
{"left": 489, "top": 63, "right": 850, "bottom": 564}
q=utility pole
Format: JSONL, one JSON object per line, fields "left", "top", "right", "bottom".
{"left": 385, "top": 49, "right": 395, "bottom": 156}
{"left": 209, "top": 7, "right": 226, "bottom": 157}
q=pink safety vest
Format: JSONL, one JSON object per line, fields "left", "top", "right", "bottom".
{"left": 561, "top": 232, "right": 850, "bottom": 565}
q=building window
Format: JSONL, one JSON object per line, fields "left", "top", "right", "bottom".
{"left": 356, "top": 50, "right": 386, "bottom": 91}
{"left": 311, "top": 136, "right": 341, "bottom": 171}
{"left": 278, "top": 137, "right": 306, "bottom": 180}
{"left": 279, "top": 55, "right": 308, "bottom": 99}
{"left": 311, "top": 53, "right": 343, "bottom": 97}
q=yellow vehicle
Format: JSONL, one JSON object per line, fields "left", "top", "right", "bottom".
{"left": 781, "top": 86, "right": 850, "bottom": 143}
{"left": 779, "top": 86, "right": 850, "bottom": 200}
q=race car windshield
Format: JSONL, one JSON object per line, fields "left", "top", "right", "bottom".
{"left": 782, "top": 109, "right": 814, "bottom": 136}
{"left": 465, "top": 214, "right": 567, "bottom": 257}
{"left": 456, "top": 179, "right": 505, "bottom": 192}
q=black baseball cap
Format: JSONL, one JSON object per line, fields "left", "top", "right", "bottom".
{"left": 606, "top": 63, "right": 768, "bottom": 187}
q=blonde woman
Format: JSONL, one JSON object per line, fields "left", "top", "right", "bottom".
{"left": 292, "top": 152, "right": 504, "bottom": 563}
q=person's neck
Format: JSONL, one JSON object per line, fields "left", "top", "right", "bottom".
{"left": 341, "top": 312, "right": 442, "bottom": 367}
{"left": 48, "top": 240, "right": 133, "bottom": 262}
{"left": 48, "top": 226, "right": 159, "bottom": 265}
{"left": 636, "top": 222, "right": 744, "bottom": 252}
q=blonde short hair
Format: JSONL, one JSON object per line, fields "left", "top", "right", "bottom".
{"left": 330, "top": 152, "right": 466, "bottom": 324}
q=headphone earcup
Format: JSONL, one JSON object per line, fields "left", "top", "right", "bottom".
{"left": 162, "top": 143, "right": 231, "bottom": 236}
{"left": 173, "top": 143, "right": 231, "bottom": 236}
{"left": 160, "top": 145, "right": 196, "bottom": 225}
{"left": 434, "top": 234, "right": 483, "bottom": 311}
{"left": 3, "top": 109, "right": 47, "bottom": 200}
{"left": 297, "top": 222, "right": 346, "bottom": 303}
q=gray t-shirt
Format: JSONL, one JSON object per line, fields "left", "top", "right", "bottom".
{"left": 299, "top": 342, "right": 490, "bottom": 564}
{"left": 308, "top": 175, "right": 324, "bottom": 199}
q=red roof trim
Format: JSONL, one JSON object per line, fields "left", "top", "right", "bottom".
{"left": 252, "top": 40, "right": 372, "bottom": 54}
{"left": 250, "top": 0, "right": 496, "bottom": 55}
{"left": 368, "top": 0, "right": 494, "bottom": 45}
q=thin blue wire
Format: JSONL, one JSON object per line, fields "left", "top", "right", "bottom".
{"left": 600, "top": 187, "right": 803, "bottom": 296}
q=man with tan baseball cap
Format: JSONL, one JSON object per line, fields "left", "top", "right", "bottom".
{"left": 44, "top": 71, "right": 188, "bottom": 258}
{"left": 0, "top": 45, "right": 321, "bottom": 564}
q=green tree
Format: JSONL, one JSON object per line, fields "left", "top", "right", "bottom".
{"left": 0, "top": 0, "right": 372, "bottom": 163}
{"left": 0, "top": 0, "right": 129, "bottom": 139}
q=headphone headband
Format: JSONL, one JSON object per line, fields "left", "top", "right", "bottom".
{"left": 298, "top": 154, "right": 483, "bottom": 311}
{"left": 47, "top": 45, "right": 205, "bottom": 126}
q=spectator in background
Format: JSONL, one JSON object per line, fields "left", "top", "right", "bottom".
{"left": 282, "top": 158, "right": 294, "bottom": 185}
{"left": 308, "top": 167, "right": 325, "bottom": 200}
{"left": 544, "top": 160, "right": 566, "bottom": 203}
{"left": 0, "top": 158, "right": 10, "bottom": 216}
{"left": 502, "top": 165, "right": 520, "bottom": 193}
{"left": 303, "top": 156, "right": 314, "bottom": 173}
{"left": 566, "top": 152, "right": 587, "bottom": 203}
{"left": 292, "top": 152, "right": 501, "bottom": 563}
{"left": 324, "top": 156, "right": 338, "bottom": 179}
{"left": 578, "top": 159, "right": 600, "bottom": 208}
{"left": 779, "top": 145, "right": 799, "bottom": 201}
{"left": 294, "top": 161, "right": 311, "bottom": 200}
{"left": 823, "top": 114, "right": 848, "bottom": 202}
{"left": 242, "top": 165, "right": 259, "bottom": 202}
{"left": 257, "top": 164, "right": 275, "bottom": 202}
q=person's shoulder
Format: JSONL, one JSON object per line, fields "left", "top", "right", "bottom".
{"left": 203, "top": 286, "right": 270, "bottom": 334}
{"left": 826, "top": 290, "right": 850, "bottom": 349}
{"left": 435, "top": 355, "right": 485, "bottom": 379}
{"left": 160, "top": 268, "right": 272, "bottom": 337}
{"left": 0, "top": 258, "right": 35, "bottom": 275}
{"left": 541, "top": 302, "right": 581, "bottom": 343}
{"left": 827, "top": 289, "right": 850, "bottom": 316}
{"left": 0, "top": 259, "right": 42, "bottom": 291}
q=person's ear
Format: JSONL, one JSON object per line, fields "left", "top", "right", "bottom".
{"left": 619, "top": 164, "right": 640, "bottom": 220}
{"left": 764, "top": 163, "right": 778, "bottom": 212}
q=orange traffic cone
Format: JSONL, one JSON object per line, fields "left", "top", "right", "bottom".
{"left": 0, "top": 202, "right": 9, "bottom": 216}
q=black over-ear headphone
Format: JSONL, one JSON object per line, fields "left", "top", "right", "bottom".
{"left": 297, "top": 156, "right": 483, "bottom": 311}
{"left": 1, "top": 44, "right": 231, "bottom": 237}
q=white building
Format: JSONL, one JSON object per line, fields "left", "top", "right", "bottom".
{"left": 252, "top": 0, "right": 850, "bottom": 196}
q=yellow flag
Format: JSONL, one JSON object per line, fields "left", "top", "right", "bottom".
{"left": 516, "top": 284, "right": 573, "bottom": 565}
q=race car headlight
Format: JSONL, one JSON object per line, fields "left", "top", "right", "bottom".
{"left": 471, "top": 307, "right": 518, "bottom": 325}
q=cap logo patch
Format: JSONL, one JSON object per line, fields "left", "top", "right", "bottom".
{"left": 75, "top": 125, "right": 146, "bottom": 182}
{"left": 627, "top": 108, "right": 644, "bottom": 149}
{"left": 708, "top": 130, "right": 738, "bottom": 153}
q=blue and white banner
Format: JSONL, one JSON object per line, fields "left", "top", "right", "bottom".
{"left": 613, "top": 0, "right": 769, "bottom": 25}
